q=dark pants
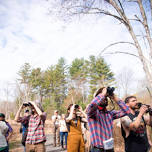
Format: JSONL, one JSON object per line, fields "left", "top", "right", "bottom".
{"left": 60, "top": 132, "right": 68, "bottom": 147}
{"left": 91, "top": 147, "right": 114, "bottom": 152}
{"left": 0, "top": 148, "right": 8, "bottom": 152}
{"left": 5, "top": 146, "right": 9, "bottom": 152}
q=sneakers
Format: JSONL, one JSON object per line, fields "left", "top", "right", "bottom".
{"left": 61, "top": 147, "right": 64, "bottom": 151}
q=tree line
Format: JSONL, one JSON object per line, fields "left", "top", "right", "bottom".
{"left": 16, "top": 55, "right": 114, "bottom": 114}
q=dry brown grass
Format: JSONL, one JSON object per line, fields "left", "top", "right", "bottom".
{"left": 9, "top": 119, "right": 125, "bottom": 151}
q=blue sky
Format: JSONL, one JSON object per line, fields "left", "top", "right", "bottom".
{"left": 0, "top": 0, "right": 145, "bottom": 100}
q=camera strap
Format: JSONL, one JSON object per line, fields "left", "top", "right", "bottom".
{"left": 109, "top": 98, "right": 115, "bottom": 111}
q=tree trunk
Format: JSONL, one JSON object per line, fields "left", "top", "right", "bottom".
{"left": 108, "top": 0, "right": 152, "bottom": 92}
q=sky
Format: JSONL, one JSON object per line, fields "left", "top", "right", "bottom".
{"left": 0, "top": 0, "right": 146, "bottom": 100}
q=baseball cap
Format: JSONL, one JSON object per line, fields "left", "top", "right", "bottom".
{"left": 0, "top": 113, "right": 5, "bottom": 118}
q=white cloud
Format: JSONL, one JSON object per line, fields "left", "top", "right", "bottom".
{"left": 0, "top": 0, "right": 145, "bottom": 100}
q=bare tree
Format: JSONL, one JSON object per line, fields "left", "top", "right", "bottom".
{"left": 50, "top": 0, "right": 152, "bottom": 93}
{"left": 1, "top": 82, "right": 15, "bottom": 119}
{"left": 116, "top": 67, "right": 134, "bottom": 98}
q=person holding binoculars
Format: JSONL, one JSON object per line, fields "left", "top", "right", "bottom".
{"left": 15, "top": 100, "right": 46, "bottom": 152}
{"left": 87, "top": 87, "right": 130, "bottom": 152}
{"left": 65, "top": 104, "right": 87, "bottom": 152}
{"left": 121, "top": 96, "right": 152, "bottom": 152}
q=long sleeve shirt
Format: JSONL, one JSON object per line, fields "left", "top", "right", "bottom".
{"left": 87, "top": 95, "right": 130, "bottom": 148}
{"left": 0, "top": 121, "right": 8, "bottom": 149}
{"left": 26, "top": 112, "right": 46, "bottom": 144}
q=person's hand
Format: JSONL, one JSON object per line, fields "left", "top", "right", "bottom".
{"left": 76, "top": 111, "right": 81, "bottom": 116}
{"left": 28, "top": 101, "right": 35, "bottom": 105}
{"left": 6, "top": 136, "right": 10, "bottom": 141}
{"left": 19, "top": 103, "right": 25, "bottom": 110}
{"left": 70, "top": 104, "right": 75, "bottom": 112}
{"left": 109, "top": 94, "right": 120, "bottom": 102}
{"left": 28, "top": 101, "right": 36, "bottom": 108}
{"left": 79, "top": 106, "right": 83, "bottom": 112}
{"left": 139, "top": 105, "right": 148, "bottom": 116}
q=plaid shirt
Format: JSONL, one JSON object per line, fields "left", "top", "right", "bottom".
{"left": 87, "top": 95, "right": 130, "bottom": 148}
{"left": 26, "top": 112, "right": 46, "bottom": 144}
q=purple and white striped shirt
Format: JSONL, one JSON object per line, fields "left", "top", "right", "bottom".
{"left": 87, "top": 95, "right": 130, "bottom": 148}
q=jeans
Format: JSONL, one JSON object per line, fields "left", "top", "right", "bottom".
{"left": 60, "top": 132, "right": 68, "bottom": 147}
{"left": 91, "top": 147, "right": 114, "bottom": 152}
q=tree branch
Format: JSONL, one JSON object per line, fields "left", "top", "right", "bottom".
{"left": 134, "top": 15, "right": 143, "bottom": 24}
{"left": 137, "top": 0, "right": 152, "bottom": 58}
{"left": 65, "top": 5, "right": 126, "bottom": 24}
{"left": 107, "top": 0, "right": 152, "bottom": 89}
{"left": 104, "top": 51, "right": 139, "bottom": 58}
{"left": 150, "top": 0, "right": 152, "bottom": 21}
{"left": 99, "top": 41, "right": 135, "bottom": 55}
{"left": 117, "top": 0, "right": 125, "bottom": 14}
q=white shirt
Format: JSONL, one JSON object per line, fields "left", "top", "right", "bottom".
{"left": 52, "top": 115, "right": 61, "bottom": 125}
{"left": 59, "top": 119, "right": 68, "bottom": 132}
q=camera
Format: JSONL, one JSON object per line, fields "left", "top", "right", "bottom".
{"left": 107, "top": 87, "right": 115, "bottom": 96}
{"left": 74, "top": 104, "right": 79, "bottom": 109}
{"left": 137, "top": 102, "right": 152, "bottom": 114}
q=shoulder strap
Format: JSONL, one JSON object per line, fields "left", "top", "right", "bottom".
{"left": 127, "top": 113, "right": 135, "bottom": 121}
{"left": 121, "top": 123, "right": 126, "bottom": 138}
{"left": 142, "top": 116, "right": 146, "bottom": 126}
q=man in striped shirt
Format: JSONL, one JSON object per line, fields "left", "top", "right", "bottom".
{"left": 87, "top": 87, "right": 130, "bottom": 152}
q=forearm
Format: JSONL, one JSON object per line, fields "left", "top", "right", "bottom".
{"left": 130, "top": 114, "right": 142, "bottom": 130}
{"left": 34, "top": 104, "right": 43, "bottom": 116}
{"left": 14, "top": 107, "right": 22, "bottom": 121}
{"left": 81, "top": 117, "right": 88, "bottom": 123}
{"left": 87, "top": 95, "right": 104, "bottom": 117}
{"left": 7, "top": 132, "right": 13, "bottom": 141}
{"left": 80, "top": 110, "right": 87, "bottom": 118}
{"left": 66, "top": 111, "right": 73, "bottom": 122}
{"left": 117, "top": 100, "right": 130, "bottom": 114}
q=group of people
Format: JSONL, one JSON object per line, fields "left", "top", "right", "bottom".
{"left": 53, "top": 87, "right": 152, "bottom": 152}
{"left": 0, "top": 87, "right": 152, "bottom": 152}
{"left": 87, "top": 87, "right": 152, "bottom": 152}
